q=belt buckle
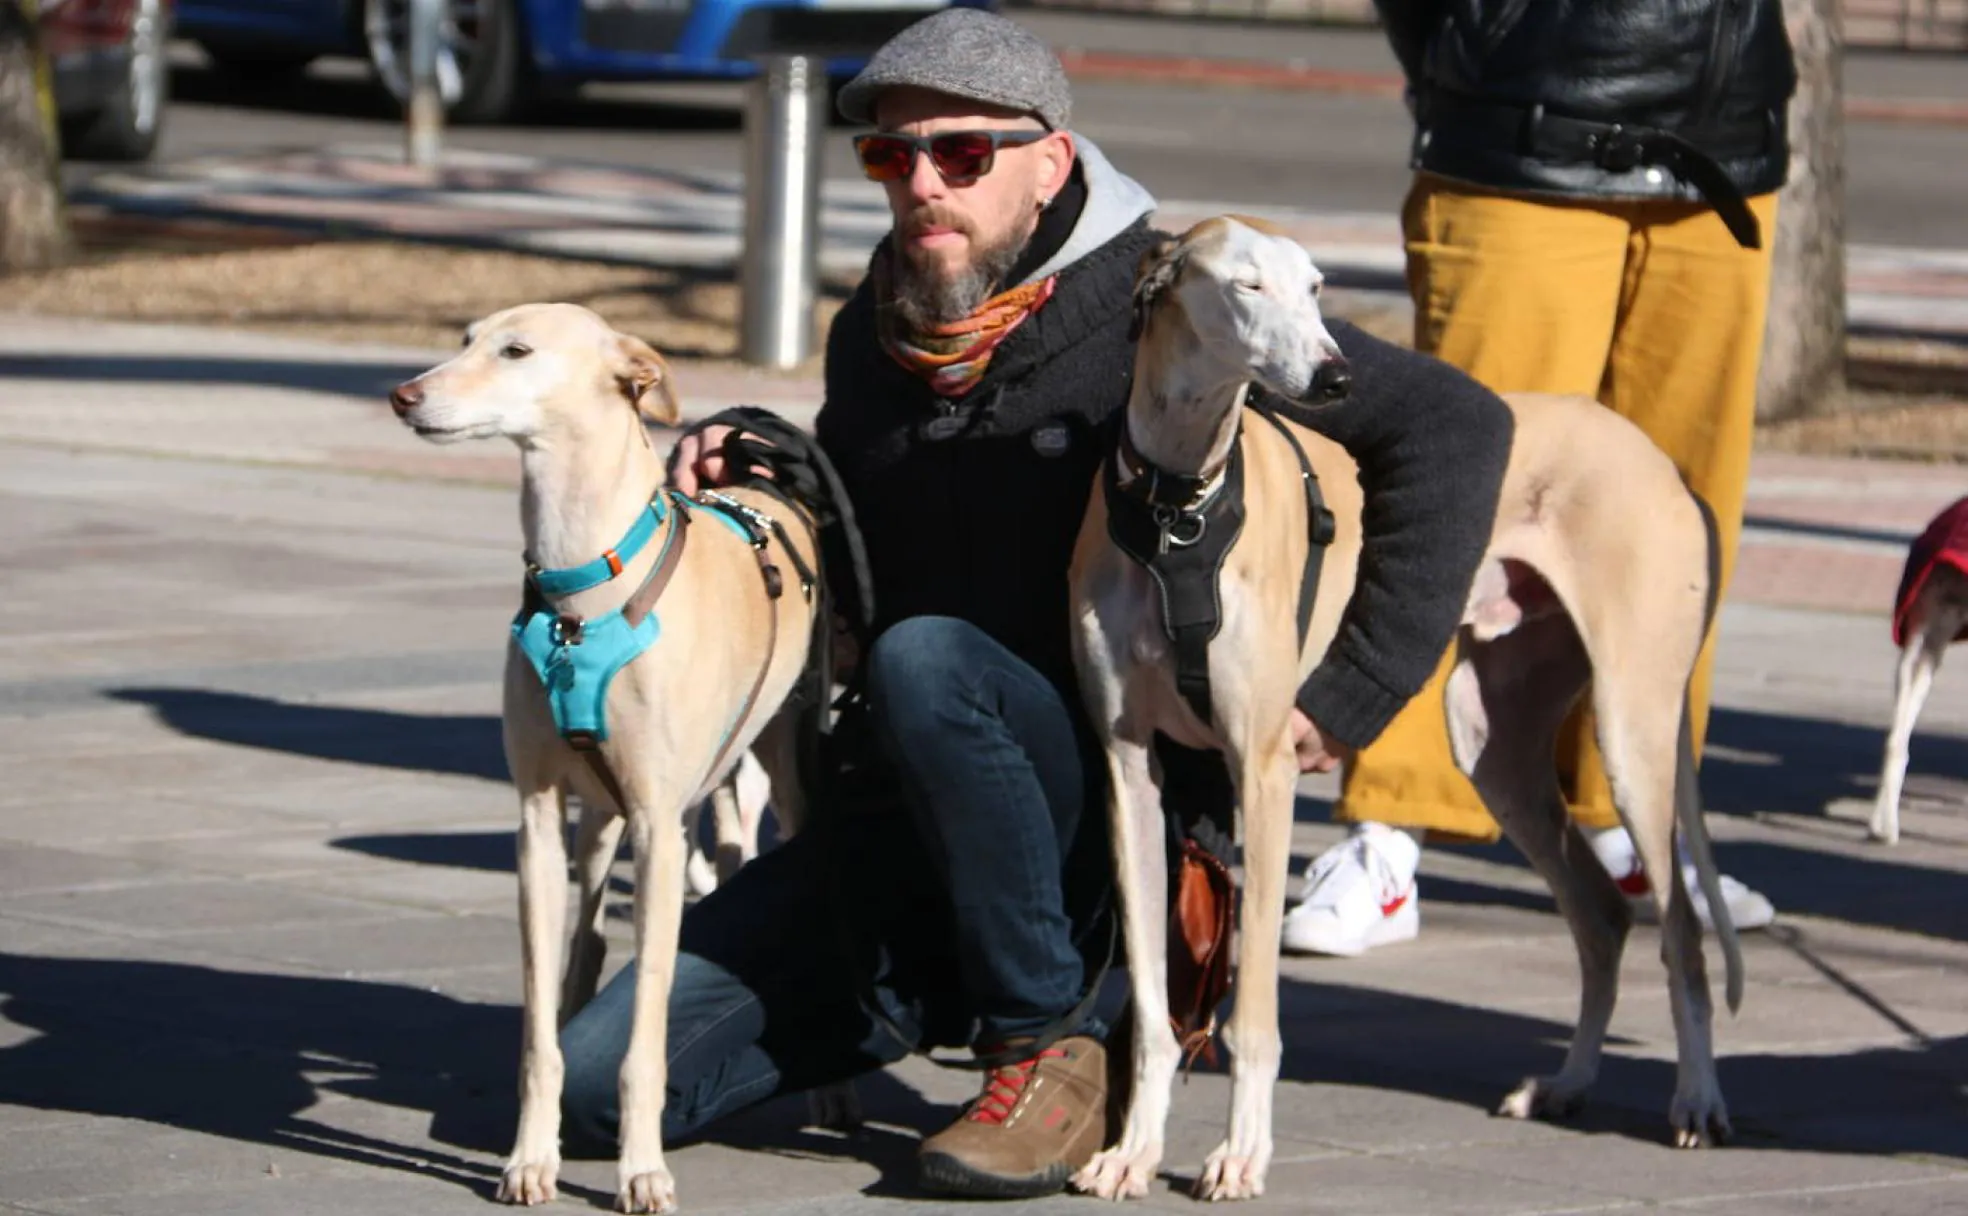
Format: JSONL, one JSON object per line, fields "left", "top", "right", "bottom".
{"left": 1592, "top": 124, "right": 1645, "bottom": 173}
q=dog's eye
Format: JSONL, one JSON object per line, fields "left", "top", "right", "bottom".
{"left": 501, "top": 342, "right": 533, "bottom": 360}
{"left": 1234, "top": 279, "right": 1262, "bottom": 294}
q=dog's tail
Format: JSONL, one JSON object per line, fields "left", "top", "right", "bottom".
{"left": 1678, "top": 489, "right": 1744, "bottom": 1014}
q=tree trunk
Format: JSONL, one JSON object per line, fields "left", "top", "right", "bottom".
{"left": 1755, "top": 0, "right": 1846, "bottom": 421}
{"left": 0, "top": 0, "right": 70, "bottom": 273}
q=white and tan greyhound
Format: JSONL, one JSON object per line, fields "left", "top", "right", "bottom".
{"left": 1870, "top": 555, "right": 1968, "bottom": 845}
{"left": 1068, "top": 218, "right": 1743, "bottom": 1202}
{"left": 389, "top": 303, "right": 821, "bottom": 1213}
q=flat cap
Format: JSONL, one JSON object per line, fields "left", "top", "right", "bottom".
{"left": 836, "top": 8, "right": 1072, "bottom": 131}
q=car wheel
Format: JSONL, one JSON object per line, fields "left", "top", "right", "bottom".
{"left": 363, "top": 0, "right": 532, "bottom": 124}
{"left": 62, "top": 0, "right": 168, "bottom": 162}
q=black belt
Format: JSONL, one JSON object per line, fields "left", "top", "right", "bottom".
{"left": 1426, "top": 97, "right": 1774, "bottom": 250}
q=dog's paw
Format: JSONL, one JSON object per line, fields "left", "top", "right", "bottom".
{"left": 1496, "top": 1076, "right": 1587, "bottom": 1122}
{"left": 804, "top": 1081, "right": 864, "bottom": 1133}
{"left": 1073, "top": 1143, "right": 1161, "bottom": 1201}
{"left": 1193, "top": 1142, "right": 1267, "bottom": 1201}
{"left": 617, "top": 1161, "right": 678, "bottom": 1214}
{"left": 496, "top": 1157, "right": 560, "bottom": 1206}
{"left": 1670, "top": 1088, "right": 1732, "bottom": 1149}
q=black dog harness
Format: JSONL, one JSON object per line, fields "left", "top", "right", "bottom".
{"left": 1102, "top": 398, "right": 1338, "bottom": 727}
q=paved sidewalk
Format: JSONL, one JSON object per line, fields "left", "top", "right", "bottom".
{"left": 66, "top": 145, "right": 1968, "bottom": 357}
{"left": 1, "top": 314, "right": 1965, "bottom": 1214}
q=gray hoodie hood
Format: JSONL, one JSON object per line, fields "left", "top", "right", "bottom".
{"left": 1016, "top": 136, "right": 1157, "bottom": 287}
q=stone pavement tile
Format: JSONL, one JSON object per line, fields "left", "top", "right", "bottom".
{"left": 187, "top": 771, "right": 500, "bottom": 829}
{"left": 0, "top": 1117, "right": 365, "bottom": 1206}
{"left": 1232, "top": 1150, "right": 1623, "bottom": 1214}
{"left": 36, "top": 1171, "right": 504, "bottom": 1216}
{"left": 0, "top": 792, "right": 322, "bottom": 850}
{"left": 279, "top": 858, "right": 519, "bottom": 918}
{"left": 1683, "top": 1175, "right": 1968, "bottom": 1214}
{"left": 0, "top": 845, "right": 173, "bottom": 898}
{"left": 1425, "top": 1134, "right": 1960, "bottom": 1208}
{"left": 165, "top": 910, "right": 518, "bottom": 979}
{"left": 0, "top": 878, "right": 414, "bottom": 938}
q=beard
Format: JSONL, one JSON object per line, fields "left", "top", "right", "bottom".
{"left": 888, "top": 206, "right": 1033, "bottom": 330}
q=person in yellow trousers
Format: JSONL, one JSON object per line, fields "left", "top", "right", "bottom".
{"left": 1283, "top": 0, "right": 1796, "bottom": 955}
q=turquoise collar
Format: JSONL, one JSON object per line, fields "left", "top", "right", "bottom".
{"left": 527, "top": 494, "right": 673, "bottom": 598}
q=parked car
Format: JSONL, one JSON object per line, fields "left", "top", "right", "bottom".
{"left": 174, "top": 0, "right": 993, "bottom": 124}
{"left": 44, "top": 0, "right": 172, "bottom": 160}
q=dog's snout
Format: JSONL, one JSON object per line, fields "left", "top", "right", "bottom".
{"left": 1309, "top": 357, "right": 1352, "bottom": 403}
{"left": 389, "top": 380, "right": 425, "bottom": 417}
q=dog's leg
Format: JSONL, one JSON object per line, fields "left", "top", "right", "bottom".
{"left": 1194, "top": 730, "right": 1295, "bottom": 1201}
{"left": 1447, "top": 618, "right": 1626, "bottom": 1124}
{"left": 616, "top": 801, "right": 691, "bottom": 1214}
{"left": 1073, "top": 733, "right": 1178, "bottom": 1202}
{"left": 564, "top": 797, "right": 627, "bottom": 1020}
{"left": 501, "top": 782, "right": 572, "bottom": 1206}
{"left": 1871, "top": 619, "right": 1947, "bottom": 845}
{"left": 1600, "top": 679, "right": 1731, "bottom": 1147}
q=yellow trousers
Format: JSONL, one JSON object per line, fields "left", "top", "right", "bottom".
{"left": 1335, "top": 174, "right": 1780, "bottom": 841}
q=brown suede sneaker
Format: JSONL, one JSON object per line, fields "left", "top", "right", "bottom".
{"left": 918, "top": 1034, "right": 1110, "bottom": 1199}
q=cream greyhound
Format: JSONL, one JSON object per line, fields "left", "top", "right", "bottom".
{"left": 389, "top": 303, "right": 820, "bottom": 1213}
{"left": 1068, "top": 218, "right": 1744, "bottom": 1202}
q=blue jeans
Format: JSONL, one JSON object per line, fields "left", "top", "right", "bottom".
{"left": 559, "top": 615, "right": 1111, "bottom": 1149}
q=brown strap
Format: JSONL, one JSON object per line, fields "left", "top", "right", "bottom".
{"left": 623, "top": 503, "right": 691, "bottom": 628}
{"left": 570, "top": 505, "right": 691, "bottom": 809}
{"left": 697, "top": 533, "right": 784, "bottom": 790}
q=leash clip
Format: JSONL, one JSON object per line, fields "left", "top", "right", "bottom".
{"left": 1153, "top": 505, "right": 1208, "bottom": 555}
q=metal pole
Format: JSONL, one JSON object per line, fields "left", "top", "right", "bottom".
{"left": 740, "top": 54, "right": 827, "bottom": 369}
{"left": 406, "top": 0, "right": 444, "bottom": 168}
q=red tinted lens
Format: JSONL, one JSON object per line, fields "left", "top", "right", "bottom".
{"left": 855, "top": 136, "right": 916, "bottom": 182}
{"left": 928, "top": 132, "right": 997, "bottom": 181}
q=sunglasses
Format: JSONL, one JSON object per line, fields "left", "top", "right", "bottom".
{"left": 852, "top": 129, "right": 1048, "bottom": 184}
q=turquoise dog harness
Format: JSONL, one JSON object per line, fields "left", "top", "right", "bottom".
{"left": 512, "top": 489, "right": 759, "bottom": 747}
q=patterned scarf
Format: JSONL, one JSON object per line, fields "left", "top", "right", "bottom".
{"left": 874, "top": 245, "right": 1058, "bottom": 398}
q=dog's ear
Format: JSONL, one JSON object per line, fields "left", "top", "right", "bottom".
{"left": 615, "top": 333, "right": 680, "bottom": 425}
{"left": 1130, "top": 236, "right": 1184, "bottom": 343}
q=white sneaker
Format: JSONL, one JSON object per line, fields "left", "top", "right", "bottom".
{"left": 1588, "top": 826, "right": 1776, "bottom": 932}
{"left": 1281, "top": 823, "right": 1422, "bottom": 956}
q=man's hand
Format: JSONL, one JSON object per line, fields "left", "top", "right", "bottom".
{"left": 1290, "top": 709, "right": 1353, "bottom": 774}
{"left": 668, "top": 424, "right": 736, "bottom": 496}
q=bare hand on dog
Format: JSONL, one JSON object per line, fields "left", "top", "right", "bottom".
{"left": 669, "top": 425, "right": 736, "bottom": 495}
{"left": 1290, "top": 709, "right": 1351, "bottom": 774}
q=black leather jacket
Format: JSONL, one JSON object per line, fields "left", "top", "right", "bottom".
{"left": 1376, "top": 0, "right": 1797, "bottom": 247}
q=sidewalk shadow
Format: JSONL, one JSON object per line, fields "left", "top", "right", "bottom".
{"left": 0, "top": 951, "right": 548, "bottom": 1202}
{"left": 1265, "top": 974, "right": 1968, "bottom": 1167}
{"left": 107, "top": 687, "right": 508, "bottom": 782}
{"left": 0, "top": 353, "right": 430, "bottom": 400}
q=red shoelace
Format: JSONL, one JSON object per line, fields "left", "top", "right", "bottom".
{"left": 967, "top": 1047, "right": 1067, "bottom": 1125}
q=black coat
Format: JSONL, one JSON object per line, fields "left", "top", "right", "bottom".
{"left": 1377, "top": 0, "right": 1798, "bottom": 245}
{"left": 816, "top": 218, "right": 1513, "bottom": 752}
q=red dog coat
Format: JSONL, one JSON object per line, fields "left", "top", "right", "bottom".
{"left": 1894, "top": 495, "right": 1968, "bottom": 648}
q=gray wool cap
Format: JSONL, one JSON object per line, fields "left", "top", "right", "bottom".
{"left": 836, "top": 8, "right": 1072, "bottom": 131}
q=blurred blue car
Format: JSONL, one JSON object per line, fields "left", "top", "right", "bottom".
{"left": 175, "top": 0, "right": 990, "bottom": 122}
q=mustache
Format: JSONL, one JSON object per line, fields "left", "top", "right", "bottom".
{"left": 900, "top": 206, "right": 974, "bottom": 240}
